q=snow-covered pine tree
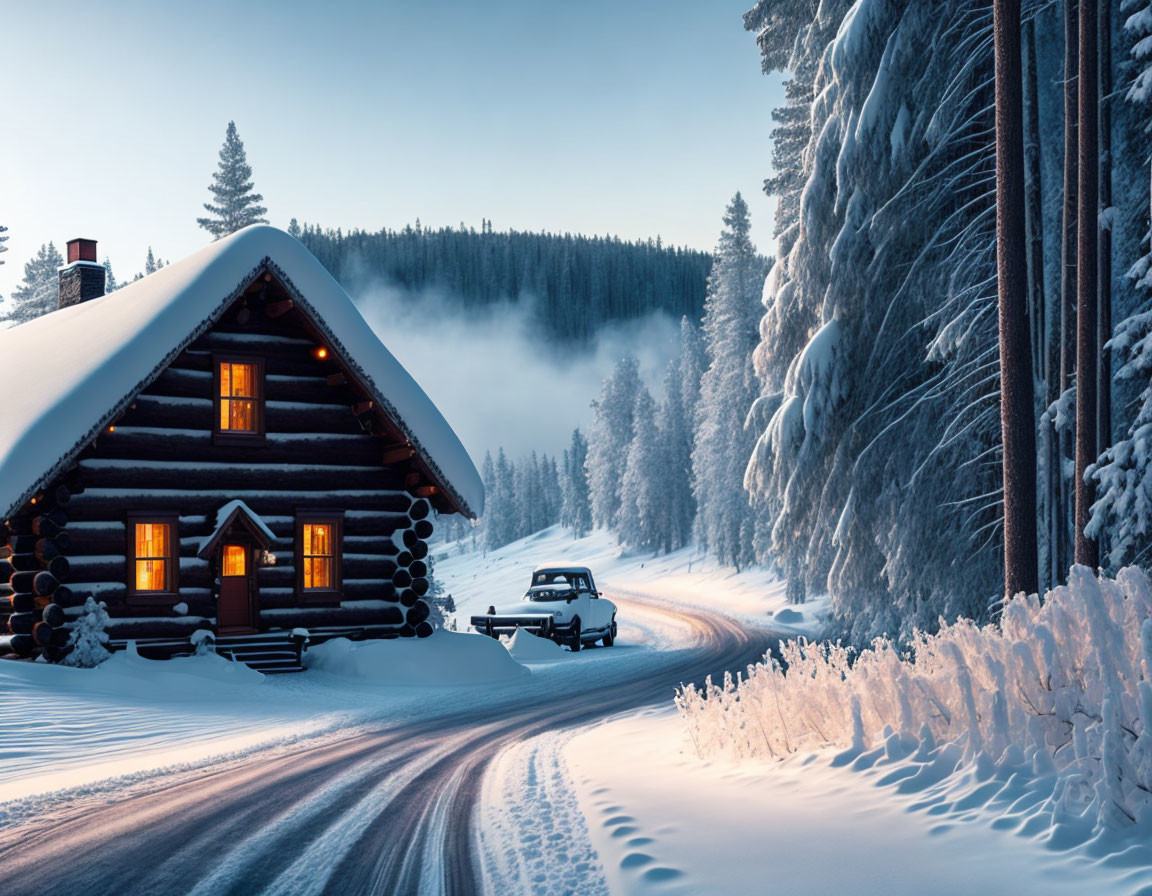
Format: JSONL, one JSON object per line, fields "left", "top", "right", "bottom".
{"left": 619, "top": 387, "right": 665, "bottom": 552}
{"left": 1084, "top": 0, "right": 1152, "bottom": 570}
{"left": 678, "top": 316, "right": 706, "bottom": 428}
{"left": 993, "top": 0, "right": 1040, "bottom": 596}
{"left": 288, "top": 218, "right": 302, "bottom": 239}
{"left": 491, "top": 448, "right": 516, "bottom": 548}
{"left": 103, "top": 257, "right": 119, "bottom": 292}
{"left": 144, "top": 247, "right": 164, "bottom": 275}
{"left": 742, "top": 1, "right": 1056, "bottom": 637}
{"left": 691, "top": 194, "right": 765, "bottom": 570}
{"left": 197, "top": 121, "right": 269, "bottom": 239}
{"left": 586, "top": 356, "right": 643, "bottom": 529}
{"left": 542, "top": 454, "right": 563, "bottom": 528}
{"left": 1, "top": 242, "right": 64, "bottom": 324}
{"left": 659, "top": 358, "right": 694, "bottom": 552}
{"left": 62, "top": 596, "right": 112, "bottom": 668}
{"left": 480, "top": 451, "right": 500, "bottom": 552}
{"left": 561, "top": 428, "right": 593, "bottom": 538}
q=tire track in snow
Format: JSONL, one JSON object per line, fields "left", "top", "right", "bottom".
{"left": 0, "top": 592, "right": 781, "bottom": 895}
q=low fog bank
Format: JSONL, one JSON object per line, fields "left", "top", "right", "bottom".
{"left": 354, "top": 282, "right": 682, "bottom": 463}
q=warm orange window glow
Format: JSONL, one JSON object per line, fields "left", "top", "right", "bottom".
{"left": 302, "top": 523, "right": 334, "bottom": 589}
{"left": 219, "top": 362, "right": 258, "bottom": 431}
{"left": 135, "top": 523, "right": 171, "bottom": 592}
{"left": 222, "top": 544, "right": 247, "bottom": 577}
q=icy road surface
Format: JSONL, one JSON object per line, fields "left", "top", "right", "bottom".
{"left": 0, "top": 593, "right": 780, "bottom": 895}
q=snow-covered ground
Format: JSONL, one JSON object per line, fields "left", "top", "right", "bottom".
{"left": 459, "top": 528, "right": 1152, "bottom": 895}
{"left": 0, "top": 630, "right": 538, "bottom": 804}
{"left": 561, "top": 710, "right": 1152, "bottom": 895}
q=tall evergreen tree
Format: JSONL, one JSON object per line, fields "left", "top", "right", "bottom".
{"left": 618, "top": 388, "right": 664, "bottom": 552}
{"left": 692, "top": 194, "right": 763, "bottom": 570}
{"left": 678, "top": 316, "right": 706, "bottom": 429}
{"left": 1054, "top": 0, "right": 1080, "bottom": 582}
{"left": 197, "top": 121, "right": 268, "bottom": 239}
{"left": 1074, "top": 0, "right": 1100, "bottom": 569}
{"left": 660, "top": 358, "right": 694, "bottom": 552}
{"left": 586, "top": 357, "right": 644, "bottom": 528}
{"left": 103, "top": 257, "right": 119, "bottom": 293}
{"left": 994, "top": 0, "right": 1039, "bottom": 598}
{"left": 542, "top": 455, "right": 563, "bottom": 528}
{"left": 561, "top": 429, "right": 593, "bottom": 538}
{"left": 480, "top": 451, "right": 500, "bottom": 553}
{"left": 2, "top": 242, "right": 64, "bottom": 324}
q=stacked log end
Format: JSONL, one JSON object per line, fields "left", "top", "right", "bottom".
{"left": 388, "top": 497, "right": 435, "bottom": 637}
{"left": 0, "top": 482, "right": 77, "bottom": 662}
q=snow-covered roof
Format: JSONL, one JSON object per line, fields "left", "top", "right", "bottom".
{"left": 532, "top": 564, "right": 593, "bottom": 576}
{"left": 0, "top": 225, "right": 484, "bottom": 520}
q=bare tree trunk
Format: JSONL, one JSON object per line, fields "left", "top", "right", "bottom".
{"left": 1074, "top": 0, "right": 1099, "bottom": 570}
{"left": 995, "top": 0, "right": 1040, "bottom": 599}
{"left": 1096, "top": 0, "right": 1112, "bottom": 563}
{"left": 1024, "top": 20, "right": 1046, "bottom": 387}
{"left": 1023, "top": 18, "right": 1050, "bottom": 588}
{"left": 1057, "top": 0, "right": 1079, "bottom": 583}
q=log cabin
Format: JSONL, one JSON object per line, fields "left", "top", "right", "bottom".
{"left": 0, "top": 226, "right": 483, "bottom": 671}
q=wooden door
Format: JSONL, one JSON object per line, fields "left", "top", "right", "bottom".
{"left": 217, "top": 543, "right": 254, "bottom": 633}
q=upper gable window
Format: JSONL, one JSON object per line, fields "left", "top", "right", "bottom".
{"left": 214, "top": 357, "right": 264, "bottom": 438}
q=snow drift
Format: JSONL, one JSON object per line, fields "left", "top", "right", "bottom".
{"left": 678, "top": 566, "right": 1152, "bottom": 836}
{"left": 305, "top": 630, "right": 530, "bottom": 686}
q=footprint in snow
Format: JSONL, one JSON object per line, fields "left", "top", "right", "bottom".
{"left": 620, "top": 853, "right": 654, "bottom": 870}
{"left": 603, "top": 815, "right": 634, "bottom": 826}
{"left": 642, "top": 867, "right": 685, "bottom": 883}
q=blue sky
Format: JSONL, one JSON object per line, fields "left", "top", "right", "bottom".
{"left": 1, "top": 0, "right": 782, "bottom": 295}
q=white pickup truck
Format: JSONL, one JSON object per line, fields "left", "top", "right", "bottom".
{"left": 470, "top": 564, "right": 617, "bottom": 652}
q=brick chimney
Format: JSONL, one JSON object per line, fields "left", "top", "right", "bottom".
{"left": 59, "top": 238, "right": 105, "bottom": 309}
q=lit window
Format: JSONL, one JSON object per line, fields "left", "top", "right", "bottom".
{"left": 135, "top": 522, "right": 172, "bottom": 592}
{"left": 222, "top": 544, "right": 247, "bottom": 576}
{"left": 302, "top": 523, "right": 334, "bottom": 589}
{"left": 217, "top": 360, "right": 261, "bottom": 433}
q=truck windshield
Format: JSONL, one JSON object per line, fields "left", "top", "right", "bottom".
{"left": 527, "top": 587, "right": 573, "bottom": 601}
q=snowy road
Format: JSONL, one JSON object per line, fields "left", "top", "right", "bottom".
{"left": 0, "top": 593, "right": 779, "bottom": 895}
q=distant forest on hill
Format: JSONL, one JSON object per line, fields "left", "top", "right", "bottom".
{"left": 292, "top": 220, "right": 714, "bottom": 341}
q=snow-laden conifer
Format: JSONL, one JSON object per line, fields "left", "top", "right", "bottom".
{"left": 197, "top": 121, "right": 268, "bottom": 239}
{"left": 103, "top": 257, "right": 119, "bottom": 292}
{"left": 587, "top": 357, "right": 643, "bottom": 528}
{"left": 1080, "top": 1, "right": 1152, "bottom": 571}
{"left": 619, "top": 387, "right": 664, "bottom": 552}
{"left": 692, "top": 194, "right": 764, "bottom": 570}
{"left": 561, "top": 429, "right": 593, "bottom": 538}
{"left": 62, "top": 596, "right": 112, "bottom": 668}
{"left": 659, "top": 359, "right": 694, "bottom": 552}
{"left": 1, "top": 242, "right": 64, "bottom": 324}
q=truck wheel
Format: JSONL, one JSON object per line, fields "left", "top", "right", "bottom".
{"left": 603, "top": 620, "right": 617, "bottom": 647}
{"left": 569, "top": 616, "right": 582, "bottom": 652}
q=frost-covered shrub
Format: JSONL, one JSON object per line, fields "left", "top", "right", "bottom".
{"left": 677, "top": 567, "right": 1152, "bottom": 829}
{"left": 62, "top": 596, "right": 111, "bottom": 668}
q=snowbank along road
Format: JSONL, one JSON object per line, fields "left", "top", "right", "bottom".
{"left": 0, "top": 591, "right": 781, "bottom": 895}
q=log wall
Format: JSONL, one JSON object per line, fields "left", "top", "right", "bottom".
{"left": 1, "top": 284, "right": 441, "bottom": 661}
